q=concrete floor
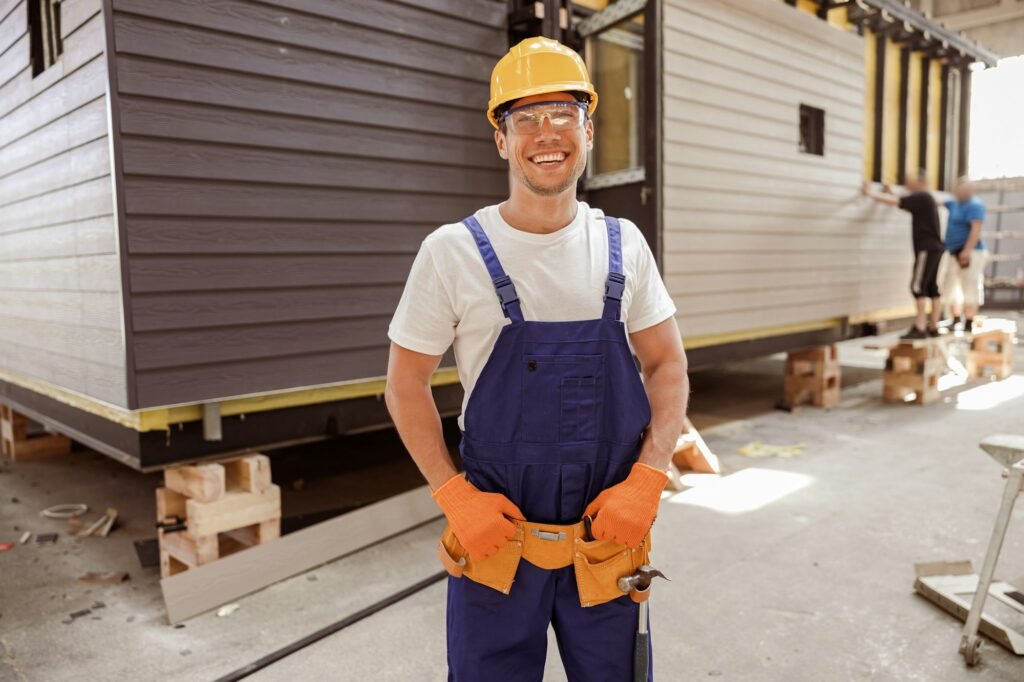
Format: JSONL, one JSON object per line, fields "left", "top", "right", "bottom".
{"left": 2, "top": 319, "right": 1023, "bottom": 681}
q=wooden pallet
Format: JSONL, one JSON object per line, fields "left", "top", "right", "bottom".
{"left": 882, "top": 341, "right": 945, "bottom": 405}
{"left": 157, "top": 454, "right": 280, "bottom": 579}
{"left": 967, "top": 326, "right": 1016, "bottom": 381}
{"left": 1, "top": 405, "right": 71, "bottom": 461}
{"left": 783, "top": 345, "right": 841, "bottom": 408}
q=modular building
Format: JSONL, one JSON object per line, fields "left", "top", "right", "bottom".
{"left": 0, "top": 0, "right": 996, "bottom": 469}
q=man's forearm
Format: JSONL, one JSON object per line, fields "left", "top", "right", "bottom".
{"left": 962, "top": 221, "right": 983, "bottom": 252}
{"left": 636, "top": 360, "right": 690, "bottom": 471}
{"left": 384, "top": 381, "right": 458, "bottom": 491}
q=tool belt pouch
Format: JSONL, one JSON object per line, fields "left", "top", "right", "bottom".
{"left": 573, "top": 529, "right": 653, "bottom": 608}
{"left": 437, "top": 523, "right": 523, "bottom": 595}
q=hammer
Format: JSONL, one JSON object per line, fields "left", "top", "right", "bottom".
{"left": 619, "top": 565, "right": 669, "bottom": 682}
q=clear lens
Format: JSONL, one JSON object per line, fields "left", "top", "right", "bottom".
{"left": 503, "top": 101, "right": 586, "bottom": 135}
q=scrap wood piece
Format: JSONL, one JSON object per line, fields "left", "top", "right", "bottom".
{"left": 78, "top": 571, "right": 130, "bottom": 585}
{"left": 161, "top": 485, "right": 441, "bottom": 624}
{"left": 671, "top": 418, "right": 720, "bottom": 474}
{"left": 18, "top": 531, "right": 30, "bottom": 544}
{"left": 738, "top": 441, "right": 806, "bottom": 458}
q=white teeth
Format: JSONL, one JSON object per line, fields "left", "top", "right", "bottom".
{"left": 531, "top": 152, "right": 566, "bottom": 163}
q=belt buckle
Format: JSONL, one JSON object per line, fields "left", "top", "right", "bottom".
{"left": 531, "top": 529, "right": 566, "bottom": 542}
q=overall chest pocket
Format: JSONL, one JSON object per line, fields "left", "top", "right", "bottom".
{"left": 522, "top": 354, "right": 604, "bottom": 443}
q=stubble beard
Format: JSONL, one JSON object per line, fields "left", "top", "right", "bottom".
{"left": 510, "top": 150, "right": 588, "bottom": 197}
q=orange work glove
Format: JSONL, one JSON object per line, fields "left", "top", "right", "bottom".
{"left": 432, "top": 474, "right": 526, "bottom": 561}
{"left": 583, "top": 463, "right": 667, "bottom": 548}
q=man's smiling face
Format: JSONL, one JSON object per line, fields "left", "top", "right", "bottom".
{"left": 495, "top": 92, "right": 594, "bottom": 197}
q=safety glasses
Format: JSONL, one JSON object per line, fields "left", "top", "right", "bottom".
{"left": 500, "top": 100, "right": 588, "bottom": 135}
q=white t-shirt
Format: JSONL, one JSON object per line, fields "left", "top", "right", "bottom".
{"left": 387, "top": 201, "right": 678, "bottom": 431}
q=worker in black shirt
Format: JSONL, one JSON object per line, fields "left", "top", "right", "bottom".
{"left": 862, "top": 173, "right": 945, "bottom": 340}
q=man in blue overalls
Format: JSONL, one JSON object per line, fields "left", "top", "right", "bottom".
{"left": 386, "top": 37, "right": 689, "bottom": 681}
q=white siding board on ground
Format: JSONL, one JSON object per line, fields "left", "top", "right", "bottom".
{"left": 0, "top": 1, "right": 126, "bottom": 406}
{"left": 664, "top": 0, "right": 912, "bottom": 340}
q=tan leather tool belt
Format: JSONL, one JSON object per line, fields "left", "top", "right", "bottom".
{"left": 436, "top": 518, "right": 653, "bottom": 608}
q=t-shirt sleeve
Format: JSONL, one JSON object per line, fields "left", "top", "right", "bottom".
{"left": 623, "top": 220, "right": 677, "bottom": 334}
{"left": 387, "top": 239, "right": 457, "bottom": 356}
{"left": 967, "top": 201, "right": 986, "bottom": 223}
{"left": 944, "top": 199, "right": 956, "bottom": 211}
{"left": 898, "top": 194, "right": 917, "bottom": 212}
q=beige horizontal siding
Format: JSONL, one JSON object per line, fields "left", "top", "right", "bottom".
{"left": 0, "top": 2, "right": 126, "bottom": 406}
{"left": 664, "top": 0, "right": 912, "bottom": 339}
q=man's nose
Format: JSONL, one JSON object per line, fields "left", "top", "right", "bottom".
{"left": 533, "top": 115, "right": 560, "bottom": 140}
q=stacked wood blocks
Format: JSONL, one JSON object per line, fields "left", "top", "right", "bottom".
{"left": 882, "top": 340, "right": 945, "bottom": 405}
{"left": 157, "top": 454, "right": 280, "bottom": 579}
{"left": 1, "top": 405, "right": 71, "bottom": 461}
{"left": 783, "top": 345, "right": 841, "bottom": 408}
{"left": 967, "top": 322, "right": 1016, "bottom": 381}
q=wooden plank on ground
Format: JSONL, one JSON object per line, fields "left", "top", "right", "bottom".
{"left": 161, "top": 485, "right": 441, "bottom": 623}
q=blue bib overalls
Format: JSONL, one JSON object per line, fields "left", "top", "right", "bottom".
{"left": 445, "top": 214, "right": 655, "bottom": 681}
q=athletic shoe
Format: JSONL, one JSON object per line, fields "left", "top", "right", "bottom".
{"left": 926, "top": 327, "right": 940, "bottom": 337}
{"left": 900, "top": 327, "right": 928, "bottom": 341}
{"left": 964, "top": 318, "right": 974, "bottom": 334}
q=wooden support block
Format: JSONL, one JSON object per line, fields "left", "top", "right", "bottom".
{"left": 185, "top": 485, "right": 281, "bottom": 537}
{"left": 160, "top": 530, "right": 220, "bottom": 568}
{"left": 156, "top": 486, "right": 187, "bottom": 521}
{"left": 222, "top": 519, "right": 280, "bottom": 548}
{"left": 165, "top": 463, "right": 226, "bottom": 502}
{"left": 160, "top": 549, "right": 189, "bottom": 580}
{"left": 786, "top": 345, "right": 838, "bottom": 363}
{"left": 223, "top": 454, "right": 271, "bottom": 493}
{"left": 883, "top": 370, "right": 940, "bottom": 404}
{"left": 967, "top": 352, "right": 1014, "bottom": 380}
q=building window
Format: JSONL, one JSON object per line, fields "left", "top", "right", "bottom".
{"left": 28, "top": 0, "right": 62, "bottom": 77}
{"left": 585, "top": 19, "right": 644, "bottom": 178}
{"left": 799, "top": 104, "right": 825, "bottom": 156}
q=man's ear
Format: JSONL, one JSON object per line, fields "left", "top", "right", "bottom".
{"left": 585, "top": 119, "right": 594, "bottom": 151}
{"left": 495, "top": 129, "right": 508, "bottom": 159}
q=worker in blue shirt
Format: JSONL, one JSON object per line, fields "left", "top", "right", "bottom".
{"left": 940, "top": 177, "right": 988, "bottom": 333}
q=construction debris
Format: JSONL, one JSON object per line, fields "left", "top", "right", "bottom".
{"left": 216, "top": 603, "right": 240, "bottom": 617}
{"left": 0, "top": 542, "right": 13, "bottom": 552}
{"left": 18, "top": 531, "right": 30, "bottom": 544}
{"left": 738, "top": 442, "right": 807, "bottom": 458}
{"left": 34, "top": 533, "right": 58, "bottom": 544}
{"left": 77, "top": 508, "right": 118, "bottom": 538}
{"left": 78, "top": 571, "right": 130, "bottom": 585}
{"left": 40, "top": 503, "right": 88, "bottom": 519}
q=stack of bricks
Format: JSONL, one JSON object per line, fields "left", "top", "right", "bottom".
{"left": 783, "top": 345, "right": 841, "bottom": 408}
{"left": 967, "top": 320, "right": 1017, "bottom": 381}
{"left": 1, "top": 405, "right": 71, "bottom": 461}
{"left": 156, "top": 453, "right": 281, "bottom": 579}
{"left": 882, "top": 340, "right": 945, "bottom": 405}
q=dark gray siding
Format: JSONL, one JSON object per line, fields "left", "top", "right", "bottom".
{"left": 0, "top": 0, "right": 128, "bottom": 406}
{"left": 110, "top": 0, "right": 508, "bottom": 408}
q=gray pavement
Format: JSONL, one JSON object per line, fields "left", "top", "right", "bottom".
{"left": 2, "top": 322, "right": 1023, "bottom": 681}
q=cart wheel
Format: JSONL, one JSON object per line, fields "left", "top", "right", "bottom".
{"left": 962, "top": 638, "right": 982, "bottom": 667}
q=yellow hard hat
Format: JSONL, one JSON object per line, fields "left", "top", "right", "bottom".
{"left": 487, "top": 37, "right": 598, "bottom": 129}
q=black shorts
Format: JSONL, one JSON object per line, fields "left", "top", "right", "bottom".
{"left": 911, "top": 249, "right": 943, "bottom": 298}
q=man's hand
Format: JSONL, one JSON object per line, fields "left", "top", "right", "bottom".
{"left": 958, "top": 251, "right": 971, "bottom": 267}
{"left": 583, "top": 463, "right": 667, "bottom": 548}
{"left": 432, "top": 474, "right": 525, "bottom": 561}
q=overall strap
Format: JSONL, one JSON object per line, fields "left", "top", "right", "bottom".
{"left": 602, "top": 216, "right": 626, "bottom": 321}
{"left": 461, "top": 216, "right": 524, "bottom": 321}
